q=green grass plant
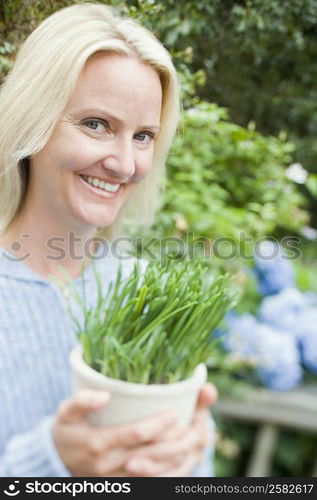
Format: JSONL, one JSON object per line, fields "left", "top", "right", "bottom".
{"left": 63, "top": 259, "right": 237, "bottom": 384}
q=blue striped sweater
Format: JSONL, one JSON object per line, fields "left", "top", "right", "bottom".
{"left": 0, "top": 247, "right": 213, "bottom": 477}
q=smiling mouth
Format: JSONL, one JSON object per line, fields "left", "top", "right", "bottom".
{"left": 80, "top": 174, "right": 121, "bottom": 193}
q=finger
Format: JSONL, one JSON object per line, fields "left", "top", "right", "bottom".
{"left": 91, "top": 446, "right": 132, "bottom": 476}
{"left": 162, "top": 411, "right": 208, "bottom": 465}
{"left": 125, "top": 427, "right": 200, "bottom": 464}
{"left": 57, "top": 390, "right": 110, "bottom": 424}
{"left": 124, "top": 454, "right": 199, "bottom": 477}
{"left": 196, "top": 383, "right": 218, "bottom": 410}
{"left": 159, "top": 408, "right": 209, "bottom": 444}
{"left": 105, "top": 411, "right": 177, "bottom": 448}
{"left": 157, "top": 453, "right": 201, "bottom": 477}
{"left": 192, "top": 407, "right": 211, "bottom": 445}
{"left": 154, "top": 424, "right": 187, "bottom": 442}
{"left": 124, "top": 455, "right": 166, "bottom": 477}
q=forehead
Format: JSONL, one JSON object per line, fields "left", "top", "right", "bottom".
{"left": 65, "top": 53, "right": 162, "bottom": 124}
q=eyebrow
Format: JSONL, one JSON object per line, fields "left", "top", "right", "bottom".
{"left": 70, "top": 107, "right": 161, "bottom": 131}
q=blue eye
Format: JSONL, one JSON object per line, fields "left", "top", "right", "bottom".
{"left": 86, "top": 120, "right": 100, "bottom": 130}
{"left": 82, "top": 119, "right": 109, "bottom": 132}
{"left": 135, "top": 132, "right": 154, "bottom": 143}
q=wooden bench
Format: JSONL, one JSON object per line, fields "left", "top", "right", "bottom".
{"left": 213, "top": 384, "right": 317, "bottom": 476}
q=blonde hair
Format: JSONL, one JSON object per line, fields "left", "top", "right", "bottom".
{"left": 0, "top": 3, "right": 180, "bottom": 239}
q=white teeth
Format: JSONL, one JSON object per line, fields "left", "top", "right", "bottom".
{"left": 82, "top": 175, "right": 120, "bottom": 193}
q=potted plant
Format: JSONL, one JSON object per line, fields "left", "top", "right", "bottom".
{"left": 63, "top": 259, "right": 236, "bottom": 426}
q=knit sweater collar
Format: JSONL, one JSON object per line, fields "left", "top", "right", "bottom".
{"left": 0, "top": 244, "right": 113, "bottom": 284}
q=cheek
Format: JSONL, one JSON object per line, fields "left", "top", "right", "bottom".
{"left": 55, "top": 137, "right": 103, "bottom": 173}
{"left": 135, "top": 149, "right": 155, "bottom": 181}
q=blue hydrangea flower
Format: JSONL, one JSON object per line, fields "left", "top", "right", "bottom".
{"left": 258, "top": 287, "right": 310, "bottom": 339}
{"left": 222, "top": 313, "right": 259, "bottom": 357}
{"left": 222, "top": 313, "right": 302, "bottom": 390}
{"left": 255, "top": 329, "right": 302, "bottom": 390}
{"left": 253, "top": 240, "right": 295, "bottom": 296}
{"left": 256, "top": 288, "right": 317, "bottom": 373}
{"left": 217, "top": 240, "right": 316, "bottom": 389}
{"left": 303, "top": 291, "right": 317, "bottom": 307}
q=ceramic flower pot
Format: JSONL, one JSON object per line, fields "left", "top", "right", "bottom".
{"left": 69, "top": 343, "right": 207, "bottom": 427}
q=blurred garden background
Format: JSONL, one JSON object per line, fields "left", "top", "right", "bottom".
{"left": 1, "top": 0, "right": 317, "bottom": 477}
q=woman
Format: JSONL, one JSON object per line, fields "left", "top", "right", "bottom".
{"left": 0, "top": 3, "right": 216, "bottom": 477}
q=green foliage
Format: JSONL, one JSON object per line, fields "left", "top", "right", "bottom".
{"left": 306, "top": 174, "right": 317, "bottom": 199}
{"left": 273, "top": 431, "right": 317, "bottom": 476}
{"left": 214, "top": 416, "right": 317, "bottom": 477}
{"left": 151, "top": 102, "right": 308, "bottom": 246}
{"left": 294, "top": 250, "right": 317, "bottom": 293}
{"left": 121, "top": 0, "right": 317, "bottom": 225}
{"left": 232, "top": 269, "right": 262, "bottom": 316}
{"left": 138, "top": 0, "right": 317, "bottom": 166}
{"left": 59, "top": 259, "right": 237, "bottom": 384}
{"left": 0, "top": 41, "right": 15, "bottom": 78}
{"left": 214, "top": 417, "right": 256, "bottom": 477}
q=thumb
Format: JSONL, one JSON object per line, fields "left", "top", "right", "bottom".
{"left": 57, "top": 389, "right": 111, "bottom": 424}
{"left": 196, "top": 383, "right": 218, "bottom": 410}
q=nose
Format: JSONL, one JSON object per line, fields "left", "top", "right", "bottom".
{"left": 101, "top": 137, "right": 135, "bottom": 180}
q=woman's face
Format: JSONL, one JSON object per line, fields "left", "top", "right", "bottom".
{"left": 29, "top": 53, "right": 162, "bottom": 231}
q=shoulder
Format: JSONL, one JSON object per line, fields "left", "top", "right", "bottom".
{"left": 0, "top": 248, "right": 48, "bottom": 285}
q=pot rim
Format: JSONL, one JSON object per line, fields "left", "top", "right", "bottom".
{"left": 70, "top": 343, "right": 207, "bottom": 397}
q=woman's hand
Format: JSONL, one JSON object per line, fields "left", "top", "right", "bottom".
{"left": 52, "top": 389, "right": 178, "bottom": 476}
{"left": 124, "top": 382, "right": 218, "bottom": 477}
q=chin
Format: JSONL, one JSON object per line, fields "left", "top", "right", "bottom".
{"left": 77, "top": 209, "right": 121, "bottom": 232}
